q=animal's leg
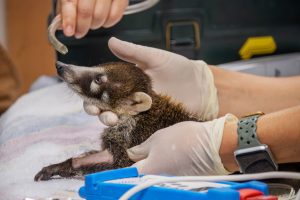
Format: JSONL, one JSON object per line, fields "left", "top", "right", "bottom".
{"left": 34, "top": 149, "right": 114, "bottom": 181}
{"left": 71, "top": 145, "right": 135, "bottom": 175}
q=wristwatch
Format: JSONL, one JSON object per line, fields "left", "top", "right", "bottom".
{"left": 234, "top": 112, "right": 278, "bottom": 174}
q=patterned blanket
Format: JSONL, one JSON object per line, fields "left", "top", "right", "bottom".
{"left": 0, "top": 83, "right": 106, "bottom": 199}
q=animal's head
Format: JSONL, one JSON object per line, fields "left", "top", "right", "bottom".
{"left": 56, "top": 61, "right": 153, "bottom": 118}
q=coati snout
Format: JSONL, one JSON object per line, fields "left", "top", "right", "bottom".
{"left": 35, "top": 61, "right": 198, "bottom": 181}
{"left": 56, "top": 61, "right": 153, "bottom": 118}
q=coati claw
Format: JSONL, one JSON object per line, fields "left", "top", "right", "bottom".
{"left": 34, "top": 159, "right": 78, "bottom": 181}
{"left": 34, "top": 169, "right": 53, "bottom": 181}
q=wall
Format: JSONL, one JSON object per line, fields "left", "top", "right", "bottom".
{"left": 0, "top": 0, "right": 6, "bottom": 47}
{"left": 7, "top": 0, "right": 56, "bottom": 93}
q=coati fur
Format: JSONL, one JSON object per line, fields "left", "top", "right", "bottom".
{"left": 34, "top": 61, "right": 199, "bottom": 181}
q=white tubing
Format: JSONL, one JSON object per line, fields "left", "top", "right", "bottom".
{"left": 296, "top": 189, "right": 300, "bottom": 200}
{"left": 119, "top": 172, "right": 300, "bottom": 200}
{"left": 125, "top": 0, "right": 160, "bottom": 15}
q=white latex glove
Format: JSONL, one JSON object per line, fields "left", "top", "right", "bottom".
{"left": 127, "top": 114, "right": 237, "bottom": 176}
{"left": 107, "top": 37, "right": 219, "bottom": 121}
{"left": 83, "top": 101, "right": 119, "bottom": 126}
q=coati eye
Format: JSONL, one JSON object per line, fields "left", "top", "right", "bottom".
{"left": 94, "top": 75, "right": 102, "bottom": 84}
{"left": 94, "top": 74, "right": 107, "bottom": 85}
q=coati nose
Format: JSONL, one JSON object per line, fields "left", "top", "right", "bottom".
{"left": 56, "top": 61, "right": 68, "bottom": 74}
{"left": 56, "top": 64, "right": 63, "bottom": 71}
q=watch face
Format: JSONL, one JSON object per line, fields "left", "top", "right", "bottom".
{"left": 235, "top": 147, "right": 278, "bottom": 174}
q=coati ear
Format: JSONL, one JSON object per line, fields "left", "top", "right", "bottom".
{"left": 128, "top": 92, "right": 152, "bottom": 114}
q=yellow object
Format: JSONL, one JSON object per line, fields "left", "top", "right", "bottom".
{"left": 239, "top": 36, "right": 277, "bottom": 60}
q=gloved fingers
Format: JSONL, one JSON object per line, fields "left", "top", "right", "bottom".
{"left": 108, "top": 37, "right": 171, "bottom": 70}
{"left": 131, "top": 159, "right": 150, "bottom": 174}
{"left": 83, "top": 101, "right": 101, "bottom": 115}
{"left": 83, "top": 101, "right": 119, "bottom": 126}
{"left": 126, "top": 146, "right": 148, "bottom": 162}
{"left": 98, "top": 111, "right": 119, "bottom": 126}
{"left": 127, "top": 135, "right": 155, "bottom": 162}
{"left": 131, "top": 158, "right": 163, "bottom": 175}
{"left": 131, "top": 157, "right": 178, "bottom": 175}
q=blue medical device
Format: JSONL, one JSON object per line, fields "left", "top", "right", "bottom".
{"left": 79, "top": 167, "right": 270, "bottom": 200}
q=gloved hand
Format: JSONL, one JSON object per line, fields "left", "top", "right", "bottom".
{"left": 127, "top": 114, "right": 237, "bottom": 176}
{"left": 83, "top": 101, "right": 119, "bottom": 126}
{"left": 107, "top": 37, "right": 219, "bottom": 121}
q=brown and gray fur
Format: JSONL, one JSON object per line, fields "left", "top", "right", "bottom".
{"left": 34, "top": 61, "right": 199, "bottom": 181}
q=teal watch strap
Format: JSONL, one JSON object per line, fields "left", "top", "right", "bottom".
{"left": 237, "top": 114, "right": 262, "bottom": 149}
{"left": 235, "top": 112, "right": 278, "bottom": 173}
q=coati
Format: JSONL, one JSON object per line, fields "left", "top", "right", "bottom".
{"left": 34, "top": 61, "right": 199, "bottom": 181}
{"left": 34, "top": 62, "right": 300, "bottom": 186}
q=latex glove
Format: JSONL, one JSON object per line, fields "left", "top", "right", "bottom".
{"left": 83, "top": 101, "right": 119, "bottom": 126}
{"left": 127, "top": 114, "right": 237, "bottom": 176}
{"left": 57, "top": 0, "right": 128, "bottom": 38}
{"left": 107, "top": 37, "right": 219, "bottom": 121}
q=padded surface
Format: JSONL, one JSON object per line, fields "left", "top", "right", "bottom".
{"left": 0, "top": 83, "right": 106, "bottom": 199}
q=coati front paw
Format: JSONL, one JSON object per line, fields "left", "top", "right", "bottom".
{"left": 34, "top": 159, "right": 79, "bottom": 181}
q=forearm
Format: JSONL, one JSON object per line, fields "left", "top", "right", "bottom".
{"left": 210, "top": 66, "right": 300, "bottom": 117}
{"left": 220, "top": 105, "right": 300, "bottom": 172}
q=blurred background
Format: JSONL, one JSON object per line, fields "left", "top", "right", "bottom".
{"left": 1, "top": 0, "right": 55, "bottom": 93}
{"left": 0, "top": 0, "right": 55, "bottom": 114}
{"left": 0, "top": 0, "right": 300, "bottom": 114}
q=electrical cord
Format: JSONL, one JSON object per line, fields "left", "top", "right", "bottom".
{"left": 296, "top": 189, "right": 300, "bottom": 200}
{"left": 119, "top": 171, "right": 300, "bottom": 200}
{"left": 268, "top": 183, "right": 295, "bottom": 199}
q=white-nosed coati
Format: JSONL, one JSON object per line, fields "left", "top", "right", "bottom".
{"left": 34, "top": 62, "right": 199, "bottom": 181}
{"left": 34, "top": 62, "right": 300, "bottom": 187}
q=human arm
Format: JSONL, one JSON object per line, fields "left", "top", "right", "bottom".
{"left": 220, "top": 105, "right": 300, "bottom": 172}
{"left": 211, "top": 66, "right": 300, "bottom": 117}
{"left": 57, "top": 0, "right": 128, "bottom": 38}
{"left": 127, "top": 105, "right": 300, "bottom": 175}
